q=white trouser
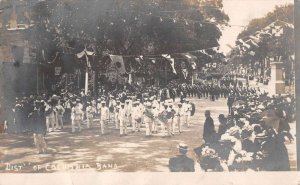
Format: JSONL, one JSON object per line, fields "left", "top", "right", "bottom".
{"left": 119, "top": 119, "right": 127, "bottom": 135}
{"left": 171, "top": 119, "right": 176, "bottom": 134}
{"left": 99, "top": 118, "right": 106, "bottom": 134}
{"left": 177, "top": 116, "right": 183, "bottom": 132}
{"left": 57, "top": 115, "right": 63, "bottom": 129}
{"left": 145, "top": 121, "right": 152, "bottom": 136}
{"left": 72, "top": 119, "right": 82, "bottom": 132}
{"left": 87, "top": 117, "right": 93, "bottom": 128}
{"left": 185, "top": 113, "right": 191, "bottom": 127}
{"left": 46, "top": 117, "right": 55, "bottom": 132}
{"left": 115, "top": 112, "right": 119, "bottom": 129}
{"left": 163, "top": 120, "right": 172, "bottom": 136}
{"left": 33, "top": 133, "right": 47, "bottom": 153}
{"left": 133, "top": 117, "right": 141, "bottom": 131}
{"left": 152, "top": 118, "right": 158, "bottom": 132}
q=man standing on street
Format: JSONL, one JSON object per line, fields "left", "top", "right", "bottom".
{"left": 227, "top": 93, "right": 235, "bottom": 115}
{"left": 119, "top": 103, "right": 127, "bottom": 136}
{"left": 99, "top": 101, "right": 109, "bottom": 135}
{"left": 56, "top": 100, "right": 65, "bottom": 130}
{"left": 203, "top": 110, "right": 216, "bottom": 143}
{"left": 71, "top": 100, "right": 84, "bottom": 133}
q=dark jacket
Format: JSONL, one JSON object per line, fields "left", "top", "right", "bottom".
{"left": 169, "top": 155, "right": 195, "bottom": 172}
{"left": 30, "top": 108, "right": 46, "bottom": 134}
{"left": 203, "top": 116, "right": 215, "bottom": 142}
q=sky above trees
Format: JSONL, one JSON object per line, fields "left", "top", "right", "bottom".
{"left": 219, "top": 0, "right": 293, "bottom": 54}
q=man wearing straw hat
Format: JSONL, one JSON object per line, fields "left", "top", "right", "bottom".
{"left": 169, "top": 143, "right": 195, "bottom": 172}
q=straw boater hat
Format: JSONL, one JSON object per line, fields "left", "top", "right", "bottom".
{"left": 145, "top": 102, "right": 152, "bottom": 107}
{"left": 101, "top": 101, "right": 106, "bottom": 104}
{"left": 177, "top": 143, "right": 188, "bottom": 151}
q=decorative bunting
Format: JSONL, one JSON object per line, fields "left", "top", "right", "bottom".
{"left": 183, "top": 53, "right": 197, "bottom": 70}
{"left": 162, "top": 54, "right": 177, "bottom": 74}
{"left": 76, "top": 47, "right": 94, "bottom": 68}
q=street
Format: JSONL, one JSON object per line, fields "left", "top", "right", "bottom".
{"left": 0, "top": 97, "right": 296, "bottom": 172}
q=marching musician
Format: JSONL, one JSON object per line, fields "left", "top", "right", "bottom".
{"left": 119, "top": 103, "right": 127, "bottom": 136}
{"left": 144, "top": 102, "right": 154, "bottom": 137}
{"left": 99, "top": 101, "right": 109, "bottom": 135}
{"left": 71, "top": 100, "right": 84, "bottom": 133}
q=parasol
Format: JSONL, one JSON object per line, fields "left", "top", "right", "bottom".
{"left": 232, "top": 100, "right": 245, "bottom": 107}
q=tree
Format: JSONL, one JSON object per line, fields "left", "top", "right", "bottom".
{"left": 30, "top": 0, "right": 228, "bottom": 59}
{"left": 236, "top": 4, "right": 294, "bottom": 59}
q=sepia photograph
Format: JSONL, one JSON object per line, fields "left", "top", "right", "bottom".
{"left": 0, "top": 0, "right": 297, "bottom": 176}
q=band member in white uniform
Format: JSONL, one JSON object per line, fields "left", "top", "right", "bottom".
{"left": 99, "top": 101, "right": 109, "bottom": 135}
{"left": 183, "top": 100, "right": 192, "bottom": 127}
{"left": 86, "top": 102, "right": 95, "bottom": 129}
{"left": 132, "top": 101, "right": 143, "bottom": 132}
{"left": 45, "top": 100, "right": 56, "bottom": 132}
{"left": 144, "top": 102, "right": 154, "bottom": 137}
{"left": 56, "top": 100, "right": 65, "bottom": 129}
{"left": 119, "top": 103, "right": 127, "bottom": 136}
{"left": 71, "top": 101, "right": 84, "bottom": 133}
{"left": 114, "top": 100, "right": 121, "bottom": 129}
{"left": 175, "top": 102, "right": 184, "bottom": 133}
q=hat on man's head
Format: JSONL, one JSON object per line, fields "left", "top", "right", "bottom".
{"left": 101, "top": 101, "right": 106, "bottom": 104}
{"left": 177, "top": 143, "right": 188, "bottom": 151}
{"left": 205, "top": 110, "right": 211, "bottom": 115}
{"left": 218, "top": 114, "right": 225, "bottom": 119}
{"left": 145, "top": 102, "right": 152, "bottom": 107}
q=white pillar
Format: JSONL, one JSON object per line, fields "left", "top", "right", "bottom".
{"left": 128, "top": 73, "right": 132, "bottom": 85}
{"left": 85, "top": 70, "right": 88, "bottom": 95}
{"left": 269, "top": 62, "right": 285, "bottom": 95}
{"left": 191, "top": 71, "right": 194, "bottom": 85}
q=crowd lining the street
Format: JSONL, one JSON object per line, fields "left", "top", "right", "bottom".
{"left": 0, "top": 76, "right": 296, "bottom": 172}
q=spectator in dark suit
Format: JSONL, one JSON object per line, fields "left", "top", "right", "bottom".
{"left": 203, "top": 110, "right": 216, "bottom": 143}
{"left": 217, "top": 114, "right": 227, "bottom": 137}
{"left": 227, "top": 93, "right": 235, "bottom": 114}
{"left": 169, "top": 143, "right": 195, "bottom": 172}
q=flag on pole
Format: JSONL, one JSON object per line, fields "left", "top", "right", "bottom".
{"left": 275, "top": 28, "right": 284, "bottom": 37}
{"left": 109, "top": 55, "right": 126, "bottom": 74}
{"left": 162, "top": 54, "right": 177, "bottom": 74}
